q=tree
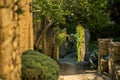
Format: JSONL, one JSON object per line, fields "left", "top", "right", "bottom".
{"left": 32, "top": 0, "right": 112, "bottom": 43}
{"left": 62, "top": 0, "right": 111, "bottom": 39}
{"left": 32, "top": 0, "right": 69, "bottom": 47}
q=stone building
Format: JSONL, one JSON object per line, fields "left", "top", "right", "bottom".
{"left": 0, "top": 0, "right": 33, "bottom": 80}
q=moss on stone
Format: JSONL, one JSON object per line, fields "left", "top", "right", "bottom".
{"left": 21, "top": 50, "right": 59, "bottom": 80}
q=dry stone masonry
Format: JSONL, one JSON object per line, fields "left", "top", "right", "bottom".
{"left": 0, "top": 0, "right": 20, "bottom": 80}
{"left": 19, "top": 0, "right": 33, "bottom": 54}
{"left": 98, "top": 38, "right": 120, "bottom": 80}
{"left": 108, "top": 42, "right": 120, "bottom": 80}
{"left": 0, "top": 0, "right": 33, "bottom": 80}
{"left": 98, "top": 38, "right": 113, "bottom": 73}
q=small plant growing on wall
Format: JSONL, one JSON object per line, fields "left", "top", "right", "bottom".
{"left": 14, "top": 0, "right": 24, "bottom": 15}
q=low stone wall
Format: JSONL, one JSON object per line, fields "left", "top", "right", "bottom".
{"left": 98, "top": 38, "right": 113, "bottom": 73}
{"left": 109, "top": 42, "right": 120, "bottom": 79}
{"left": 98, "top": 39, "right": 120, "bottom": 80}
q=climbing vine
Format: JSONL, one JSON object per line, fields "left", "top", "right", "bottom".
{"left": 76, "top": 25, "right": 85, "bottom": 62}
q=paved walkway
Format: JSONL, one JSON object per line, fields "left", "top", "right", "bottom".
{"left": 58, "top": 62, "right": 111, "bottom": 80}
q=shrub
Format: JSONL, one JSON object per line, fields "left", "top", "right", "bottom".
{"left": 21, "top": 50, "right": 59, "bottom": 80}
{"left": 55, "top": 27, "right": 67, "bottom": 45}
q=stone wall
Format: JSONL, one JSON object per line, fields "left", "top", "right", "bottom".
{"left": 0, "top": 0, "right": 33, "bottom": 80}
{"left": 19, "top": 0, "right": 33, "bottom": 53}
{"left": 108, "top": 42, "right": 120, "bottom": 79}
{"left": 98, "top": 38, "right": 113, "bottom": 73}
{"left": 98, "top": 39, "right": 120, "bottom": 80}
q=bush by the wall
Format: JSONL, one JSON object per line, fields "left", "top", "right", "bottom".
{"left": 21, "top": 50, "right": 59, "bottom": 80}
{"left": 55, "top": 27, "right": 67, "bottom": 46}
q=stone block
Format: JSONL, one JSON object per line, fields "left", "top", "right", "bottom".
{"left": 3, "top": 23, "right": 13, "bottom": 31}
{"left": 98, "top": 38, "right": 113, "bottom": 55}
{"left": 0, "top": 9, "right": 13, "bottom": 27}
{"left": 13, "top": 13, "right": 18, "bottom": 21}
{"left": 0, "top": 0, "right": 13, "bottom": 7}
{"left": 0, "top": 0, "right": 5, "bottom": 6}
{"left": 13, "top": 5, "right": 18, "bottom": 11}
{"left": 109, "top": 42, "right": 120, "bottom": 77}
{"left": 0, "top": 26, "right": 13, "bottom": 44}
{"left": 6, "top": 0, "right": 14, "bottom": 7}
{"left": 12, "top": 52, "right": 17, "bottom": 60}
{"left": 13, "top": 39, "right": 18, "bottom": 48}
{"left": 10, "top": 64, "right": 14, "bottom": 72}
{"left": 16, "top": 55, "right": 21, "bottom": 65}
{"left": 98, "top": 38, "right": 113, "bottom": 74}
{"left": 3, "top": 64, "right": 10, "bottom": 75}
{"left": 10, "top": 67, "right": 20, "bottom": 80}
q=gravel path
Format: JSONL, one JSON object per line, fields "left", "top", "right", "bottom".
{"left": 58, "top": 62, "right": 111, "bottom": 80}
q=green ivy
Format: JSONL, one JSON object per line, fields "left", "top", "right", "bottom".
{"left": 32, "top": 0, "right": 70, "bottom": 25}
{"left": 76, "top": 25, "right": 85, "bottom": 62}
{"left": 15, "top": 0, "right": 24, "bottom": 15}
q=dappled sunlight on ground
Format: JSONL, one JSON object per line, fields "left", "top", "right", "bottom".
{"left": 59, "top": 73, "right": 104, "bottom": 80}
{"left": 58, "top": 61, "right": 111, "bottom": 80}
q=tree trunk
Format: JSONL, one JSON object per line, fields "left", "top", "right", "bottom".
{"left": 35, "top": 16, "right": 52, "bottom": 48}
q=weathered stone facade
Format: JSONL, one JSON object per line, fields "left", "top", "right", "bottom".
{"left": 0, "top": 0, "right": 33, "bottom": 80}
{"left": 98, "top": 38, "right": 113, "bottom": 73}
{"left": 19, "top": 0, "right": 33, "bottom": 53}
{"left": 109, "top": 42, "right": 120, "bottom": 79}
{"left": 98, "top": 39, "right": 120, "bottom": 80}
